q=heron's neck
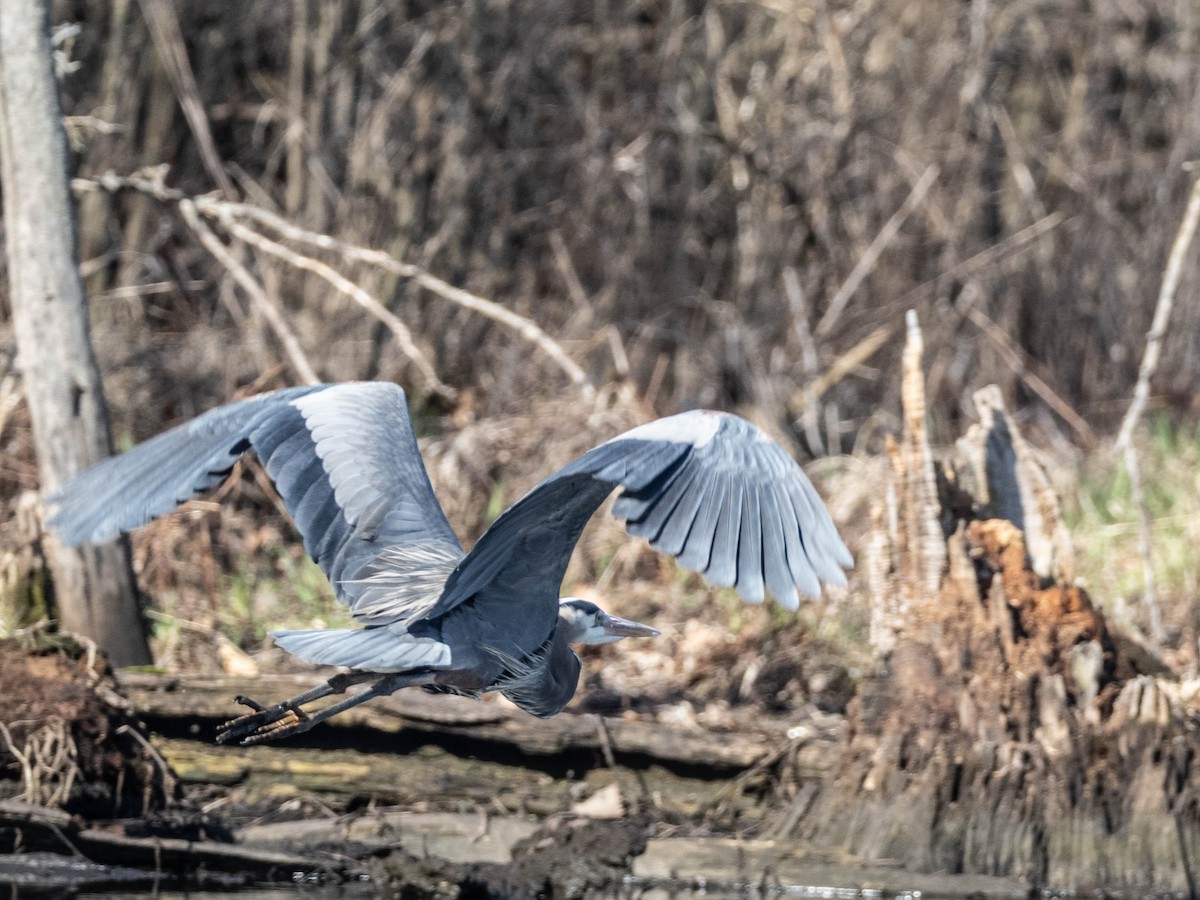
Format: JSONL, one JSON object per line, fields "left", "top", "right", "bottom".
{"left": 497, "top": 629, "right": 581, "bottom": 718}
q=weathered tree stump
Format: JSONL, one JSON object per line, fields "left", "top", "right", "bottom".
{"left": 792, "top": 312, "right": 1199, "bottom": 894}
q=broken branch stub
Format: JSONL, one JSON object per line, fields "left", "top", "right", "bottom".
{"left": 955, "top": 384, "right": 1076, "bottom": 582}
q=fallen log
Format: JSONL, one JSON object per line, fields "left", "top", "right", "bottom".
{"left": 117, "top": 672, "right": 779, "bottom": 771}
{"left": 0, "top": 799, "right": 337, "bottom": 883}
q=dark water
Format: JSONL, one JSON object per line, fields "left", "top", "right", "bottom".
{"left": 8, "top": 878, "right": 1015, "bottom": 900}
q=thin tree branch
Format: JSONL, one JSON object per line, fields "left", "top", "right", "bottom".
{"left": 212, "top": 211, "right": 456, "bottom": 401}
{"left": 136, "top": 0, "right": 236, "bottom": 198}
{"left": 1114, "top": 176, "right": 1200, "bottom": 451}
{"left": 1110, "top": 173, "right": 1200, "bottom": 650}
{"left": 816, "top": 164, "right": 939, "bottom": 338}
{"left": 962, "top": 301, "right": 1095, "bottom": 447}
{"left": 72, "top": 172, "right": 593, "bottom": 399}
{"left": 178, "top": 199, "right": 320, "bottom": 386}
{"left": 787, "top": 323, "right": 894, "bottom": 424}
{"left": 198, "top": 198, "right": 594, "bottom": 399}
{"left": 894, "top": 211, "right": 1068, "bottom": 309}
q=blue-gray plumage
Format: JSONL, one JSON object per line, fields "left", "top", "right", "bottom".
{"left": 46, "top": 382, "right": 852, "bottom": 743}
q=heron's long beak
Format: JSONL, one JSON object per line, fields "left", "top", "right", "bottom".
{"left": 602, "top": 613, "right": 660, "bottom": 639}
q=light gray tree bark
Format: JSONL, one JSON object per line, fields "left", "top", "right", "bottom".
{"left": 0, "top": 0, "right": 150, "bottom": 665}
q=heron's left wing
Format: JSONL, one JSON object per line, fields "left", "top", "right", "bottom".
{"left": 45, "top": 382, "right": 463, "bottom": 624}
{"left": 430, "top": 411, "right": 852, "bottom": 629}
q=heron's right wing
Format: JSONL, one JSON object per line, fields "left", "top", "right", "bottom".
{"left": 46, "top": 382, "right": 463, "bottom": 621}
{"left": 428, "top": 410, "right": 852, "bottom": 640}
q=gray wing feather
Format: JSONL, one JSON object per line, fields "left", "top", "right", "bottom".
{"left": 45, "top": 385, "right": 323, "bottom": 545}
{"left": 758, "top": 491, "right": 798, "bottom": 608}
{"left": 784, "top": 478, "right": 850, "bottom": 583}
{"left": 47, "top": 382, "right": 464, "bottom": 625}
{"left": 706, "top": 474, "right": 743, "bottom": 588}
{"left": 675, "top": 476, "right": 724, "bottom": 573}
{"left": 737, "top": 487, "right": 764, "bottom": 603}
{"left": 270, "top": 625, "right": 451, "bottom": 672}
{"left": 624, "top": 461, "right": 700, "bottom": 548}
{"left": 431, "top": 410, "right": 850, "bottom": 627}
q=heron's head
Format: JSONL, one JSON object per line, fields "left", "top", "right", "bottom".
{"left": 557, "top": 598, "right": 660, "bottom": 646}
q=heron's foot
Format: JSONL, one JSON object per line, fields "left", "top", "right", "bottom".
{"left": 215, "top": 695, "right": 311, "bottom": 745}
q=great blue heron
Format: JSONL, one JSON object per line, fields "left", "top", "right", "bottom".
{"left": 47, "top": 382, "right": 851, "bottom": 744}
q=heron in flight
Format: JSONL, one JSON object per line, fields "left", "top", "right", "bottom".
{"left": 47, "top": 382, "right": 851, "bottom": 744}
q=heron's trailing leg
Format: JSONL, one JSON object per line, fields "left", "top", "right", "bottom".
{"left": 217, "top": 671, "right": 434, "bottom": 745}
{"left": 214, "top": 671, "right": 377, "bottom": 744}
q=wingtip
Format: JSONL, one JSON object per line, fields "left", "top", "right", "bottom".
{"left": 771, "top": 584, "right": 800, "bottom": 611}
{"left": 737, "top": 579, "right": 766, "bottom": 605}
{"left": 835, "top": 543, "right": 854, "bottom": 571}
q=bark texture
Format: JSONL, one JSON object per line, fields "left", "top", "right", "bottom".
{"left": 0, "top": 0, "right": 149, "bottom": 664}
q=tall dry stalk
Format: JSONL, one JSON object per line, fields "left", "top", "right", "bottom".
{"left": 1112, "top": 174, "right": 1200, "bottom": 646}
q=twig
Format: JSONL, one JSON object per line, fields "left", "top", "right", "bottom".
{"left": 816, "top": 164, "right": 939, "bottom": 337}
{"left": 201, "top": 198, "right": 593, "bottom": 399}
{"left": 784, "top": 266, "right": 824, "bottom": 452}
{"left": 0, "top": 722, "right": 33, "bottom": 802}
{"left": 807, "top": 324, "right": 894, "bottom": 403}
{"left": 1114, "top": 177, "right": 1200, "bottom": 451}
{"left": 594, "top": 714, "right": 654, "bottom": 805}
{"left": 115, "top": 724, "right": 178, "bottom": 799}
{"left": 213, "top": 212, "right": 456, "bottom": 401}
{"left": 594, "top": 714, "right": 619, "bottom": 770}
{"left": 178, "top": 200, "right": 320, "bottom": 385}
{"left": 136, "top": 0, "right": 235, "bottom": 198}
{"left": 895, "top": 211, "right": 1068, "bottom": 308}
{"left": 962, "top": 300, "right": 1095, "bottom": 446}
{"left": 1123, "top": 442, "right": 1163, "bottom": 646}
{"left": 549, "top": 230, "right": 593, "bottom": 314}
{"left": 1110, "top": 175, "right": 1200, "bottom": 648}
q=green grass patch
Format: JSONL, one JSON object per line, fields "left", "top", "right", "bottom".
{"left": 1065, "top": 415, "right": 1200, "bottom": 639}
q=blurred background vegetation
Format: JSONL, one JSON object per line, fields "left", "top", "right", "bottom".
{"left": 1, "top": 0, "right": 1198, "bottom": 689}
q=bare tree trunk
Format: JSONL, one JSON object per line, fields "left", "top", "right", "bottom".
{"left": 0, "top": 0, "right": 150, "bottom": 665}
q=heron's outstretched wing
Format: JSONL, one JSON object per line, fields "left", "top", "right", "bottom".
{"left": 46, "top": 382, "right": 463, "bottom": 620}
{"left": 431, "top": 410, "right": 851, "bottom": 633}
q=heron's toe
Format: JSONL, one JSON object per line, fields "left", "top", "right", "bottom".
{"left": 215, "top": 696, "right": 292, "bottom": 744}
{"left": 238, "top": 709, "right": 313, "bottom": 745}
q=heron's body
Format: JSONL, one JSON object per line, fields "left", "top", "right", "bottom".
{"left": 47, "top": 382, "right": 851, "bottom": 742}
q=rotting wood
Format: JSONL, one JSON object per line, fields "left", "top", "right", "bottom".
{"left": 791, "top": 310, "right": 1200, "bottom": 895}
{"left": 867, "top": 311, "right": 946, "bottom": 654}
{"left": 117, "top": 672, "right": 776, "bottom": 770}
{"left": 954, "top": 385, "right": 1075, "bottom": 581}
{"left": 153, "top": 734, "right": 776, "bottom": 826}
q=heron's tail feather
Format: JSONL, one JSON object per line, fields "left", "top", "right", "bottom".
{"left": 270, "top": 626, "right": 451, "bottom": 672}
